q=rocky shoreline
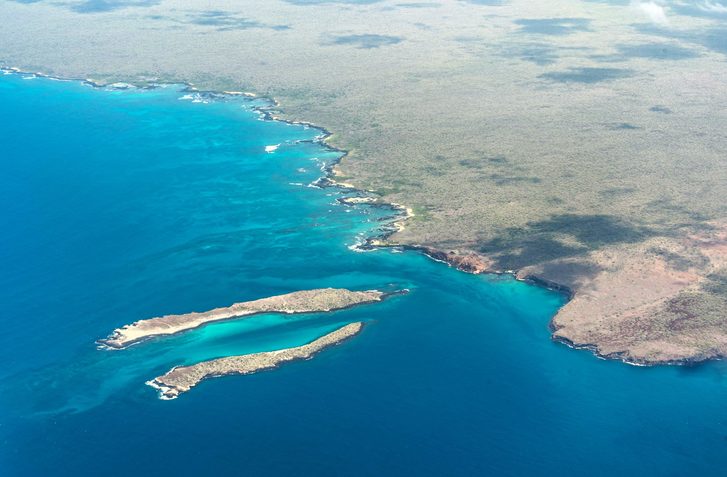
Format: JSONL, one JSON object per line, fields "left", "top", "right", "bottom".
{"left": 147, "top": 322, "right": 364, "bottom": 399}
{"left": 98, "top": 288, "right": 388, "bottom": 350}
{"left": 550, "top": 332, "right": 727, "bottom": 367}
{"left": 407, "top": 231, "right": 727, "bottom": 367}
{"left": 11, "top": 68, "right": 722, "bottom": 369}
{"left": 242, "top": 71, "right": 727, "bottom": 369}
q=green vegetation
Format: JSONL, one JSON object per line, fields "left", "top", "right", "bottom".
{"left": 2, "top": 0, "right": 725, "bottom": 363}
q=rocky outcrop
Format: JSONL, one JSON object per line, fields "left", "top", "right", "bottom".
{"left": 99, "top": 288, "right": 386, "bottom": 349}
{"left": 147, "top": 322, "right": 364, "bottom": 399}
{"left": 407, "top": 223, "right": 727, "bottom": 366}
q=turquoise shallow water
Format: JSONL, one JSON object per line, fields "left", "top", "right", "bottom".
{"left": 1, "top": 71, "right": 727, "bottom": 476}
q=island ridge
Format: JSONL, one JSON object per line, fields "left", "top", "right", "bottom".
{"left": 99, "top": 288, "right": 386, "bottom": 349}
{"left": 147, "top": 322, "right": 364, "bottom": 399}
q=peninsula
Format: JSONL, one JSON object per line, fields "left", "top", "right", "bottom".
{"left": 147, "top": 322, "right": 364, "bottom": 399}
{"left": 99, "top": 288, "right": 386, "bottom": 349}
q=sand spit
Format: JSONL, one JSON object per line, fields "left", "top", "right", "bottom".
{"left": 147, "top": 322, "right": 364, "bottom": 399}
{"left": 98, "top": 288, "right": 386, "bottom": 349}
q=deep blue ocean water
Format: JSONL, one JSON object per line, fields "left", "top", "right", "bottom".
{"left": 1, "top": 71, "right": 727, "bottom": 476}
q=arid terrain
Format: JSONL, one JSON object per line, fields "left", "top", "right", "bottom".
{"left": 99, "top": 288, "right": 385, "bottom": 348}
{"left": 148, "top": 322, "right": 364, "bottom": 399}
{"left": 3, "top": 0, "right": 725, "bottom": 363}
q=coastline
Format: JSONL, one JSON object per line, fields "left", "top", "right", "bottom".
{"left": 4, "top": 2, "right": 727, "bottom": 470}
{"left": 0, "top": 65, "right": 584, "bottom": 361}
{"left": 549, "top": 333, "right": 725, "bottom": 367}
{"left": 6, "top": 65, "right": 695, "bottom": 369}
{"left": 396, "top": 243, "right": 727, "bottom": 367}
{"left": 0, "top": 66, "right": 414, "bottom": 248}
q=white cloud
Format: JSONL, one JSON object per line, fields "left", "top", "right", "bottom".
{"left": 699, "top": 0, "right": 727, "bottom": 13}
{"left": 632, "top": 1, "right": 670, "bottom": 25}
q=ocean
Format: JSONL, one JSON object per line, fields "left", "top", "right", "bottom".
{"left": 1, "top": 71, "right": 726, "bottom": 476}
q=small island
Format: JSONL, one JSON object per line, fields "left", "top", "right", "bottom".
{"left": 98, "top": 288, "right": 388, "bottom": 349}
{"left": 147, "top": 321, "right": 364, "bottom": 399}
